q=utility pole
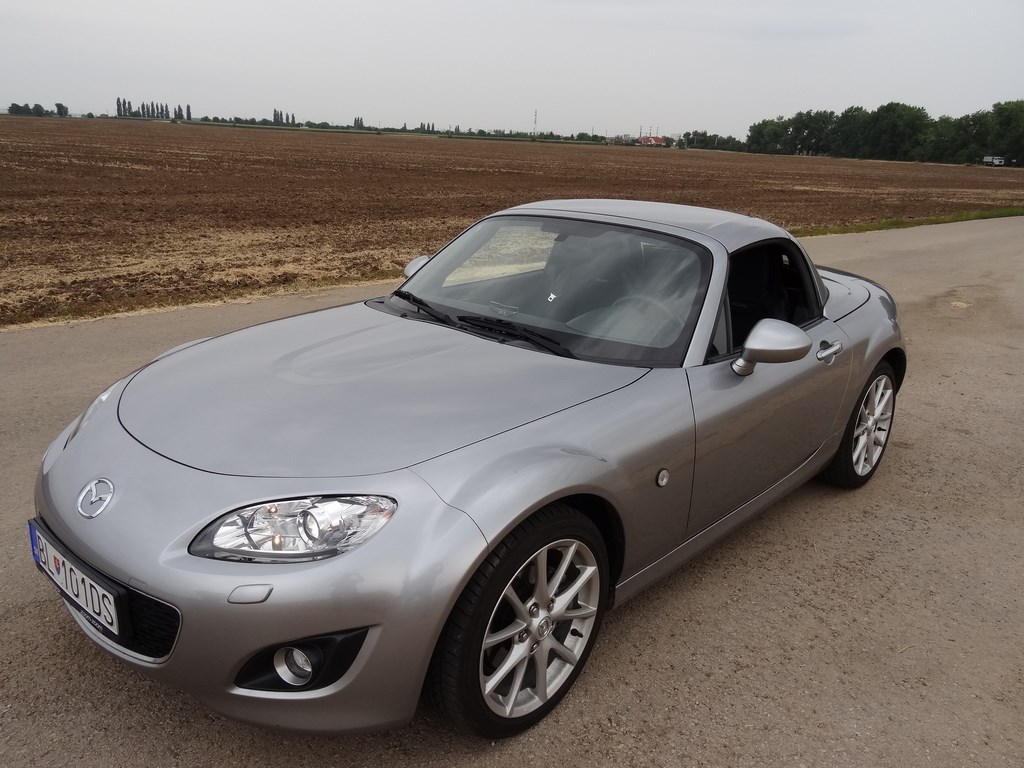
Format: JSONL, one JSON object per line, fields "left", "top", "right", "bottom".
{"left": 534, "top": 109, "right": 538, "bottom": 136}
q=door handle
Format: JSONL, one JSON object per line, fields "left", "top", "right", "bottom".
{"left": 816, "top": 341, "right": 843, "bottom": 361}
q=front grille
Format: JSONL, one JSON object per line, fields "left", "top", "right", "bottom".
{"left": 121, "top": 589, "right": 181, "bottom": 659}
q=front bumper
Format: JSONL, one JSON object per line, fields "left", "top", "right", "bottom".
{"left": 33, "top": 416, "right": 487, "bottom": 733}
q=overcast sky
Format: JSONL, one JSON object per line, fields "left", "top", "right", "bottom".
{"left": 2, "top": 0, "right": 1021, "bottom": 138}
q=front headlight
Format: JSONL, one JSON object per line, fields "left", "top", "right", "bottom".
{"left": 190, "top": 496, "right": 397, "bottom": 563}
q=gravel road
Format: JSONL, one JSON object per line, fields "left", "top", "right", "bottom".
{"left": 1, "top": 219, "right": 1021, "bottom": 767}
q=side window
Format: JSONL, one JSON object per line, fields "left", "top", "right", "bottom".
{"left": 726, "top": 243, "right": 819, "bottom": 352}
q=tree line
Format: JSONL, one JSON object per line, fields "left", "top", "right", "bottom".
{"left": 7, "top": 103, "right": 71, "bottom": 117}
{"left": 115, "top": 98, "right": 299, "bottom": 127}
{"left": 8, "top": 94, "right": 1021, "bottom": 165}
{"left": 273, "top": 109, "right": 297, "bottom": 125}
{"left": 116, "top": 98, "right": 191, "bottom": 120}
{"left": 747, "top": 101, "right": 1023, "bottom": 164}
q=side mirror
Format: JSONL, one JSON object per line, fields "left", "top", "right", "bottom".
{"left": 403, "top": 255, "right": 431, "bottom": 279}
{"left": 732, "top": 319, "right": 812, "bottom": 376}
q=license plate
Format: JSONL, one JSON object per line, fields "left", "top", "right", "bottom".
{"left": 29, "top": 521, "right": 120, "bottom": 636}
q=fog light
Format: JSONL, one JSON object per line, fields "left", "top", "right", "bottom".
{"left": 273, "top": 646, "right": 314, "bottom": 686}
{"left": 235, "top": 629, "right": 368, "bottom": 692}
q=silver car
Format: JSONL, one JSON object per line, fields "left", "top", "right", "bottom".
{"left": 29, "top": 200, "right": 905, "bottom": 738}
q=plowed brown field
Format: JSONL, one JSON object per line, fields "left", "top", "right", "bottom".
{"left": 2, "top": 116, "right": 1022, "bottom": 326}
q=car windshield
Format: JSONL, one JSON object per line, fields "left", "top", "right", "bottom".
{"left": 396, "top": 215, "right": 712, "bottom": 366}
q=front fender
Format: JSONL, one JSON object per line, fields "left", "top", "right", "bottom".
{"left": 411, "top": 369, "right": 697, "bottom": 584}
{"left": 413, "top": 442, "right": 631, "bottom": 547}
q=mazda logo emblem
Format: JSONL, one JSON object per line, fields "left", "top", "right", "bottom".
{"left": 77, "top": 478, "right": 114, "bottom": 518}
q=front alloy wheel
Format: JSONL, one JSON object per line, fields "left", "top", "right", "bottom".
{"left": 852, "top": 372, "right": 894, "bottom": 476}
{"left": 821, "top": 361, "right": 896, "bottom": 488}
{"left": 431, "top": 503, "right": 608, "bottom": 738}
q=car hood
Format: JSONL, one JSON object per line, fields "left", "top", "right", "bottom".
{"left": 118, "top": 302, "right": 646, "bottom": 478}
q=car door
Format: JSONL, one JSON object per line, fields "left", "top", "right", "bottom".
{"left": 684, "top": 242, "right": 852, "bottom": 537}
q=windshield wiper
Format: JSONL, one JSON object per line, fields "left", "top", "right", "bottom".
{"left": 456, "top": 315, "right": 577, "bottom": 359}
{"left": 392, "top": 289, "right": 455, "bottom": 326}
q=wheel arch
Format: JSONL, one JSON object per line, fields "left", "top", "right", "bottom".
{"left": 552, "top": 493, "right": 625, "bottom": 605}
{"left": 443, "top": 488, "right": 627, "bottom": 610}
{"left": 882, "top": 347, "right": 907, "bottom": 391}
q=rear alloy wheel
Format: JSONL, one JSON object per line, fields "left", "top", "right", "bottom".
{"left": 431, "top": 503, "right": 608, "bottom": 738}
{"left": 821, "top": 361, "right": 896, "bottom": 488}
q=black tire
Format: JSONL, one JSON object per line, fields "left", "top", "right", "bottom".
{"left": 430, "top": 502, "right": 609, "bottom": 738}
{"left": 820, "top": 361, "right": 896, "bottom": 488}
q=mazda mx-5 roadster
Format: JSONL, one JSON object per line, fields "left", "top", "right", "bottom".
{"left": 30, "top": 200, "right": 905, "bottom": 737}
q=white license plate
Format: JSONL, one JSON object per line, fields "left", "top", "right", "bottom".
{"left": 30, "top": 522, "right": 120, "bottom": 636}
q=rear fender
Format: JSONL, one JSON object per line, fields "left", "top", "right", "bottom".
{"left": 835, "top": 286, "right": 905, "bottom": 414}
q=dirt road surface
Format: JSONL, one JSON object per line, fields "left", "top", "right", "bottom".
{"left": 1, "top": 219, "right": 1022, "bottom": 767}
